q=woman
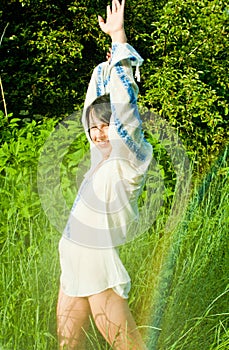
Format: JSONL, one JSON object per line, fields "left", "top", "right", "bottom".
{"left": 57, "top": 1, "right": 152, "bottom": 349}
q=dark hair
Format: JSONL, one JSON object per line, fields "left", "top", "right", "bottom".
{"left": 86, "top": 94, "right": 111, "bottom": 130}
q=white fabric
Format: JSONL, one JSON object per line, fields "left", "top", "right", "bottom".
{"left": 59, "top": 43, "right": 152, "bottom": 298}
{"left": 59, "top": 236, "right": 131, "bottom": 299}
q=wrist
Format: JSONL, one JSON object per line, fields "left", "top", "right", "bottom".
{"left": 110, "top": 29, "right": 127, "bottom": 44}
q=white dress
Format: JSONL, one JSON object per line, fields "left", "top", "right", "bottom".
{"left": 59, "top": 236, "right": 131, "bottom": 298}
{"left": 59, "top": 42, "right": 152, "bottom": 299}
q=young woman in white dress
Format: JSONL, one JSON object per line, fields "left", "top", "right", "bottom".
{"left": 57, "top": 1, "right": 152, "bottom": 348}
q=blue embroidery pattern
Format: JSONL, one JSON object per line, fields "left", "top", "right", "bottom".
{"left": 112, "top": 63, "right": 149, "bottom": 162}
{"left": 115, "top": 63, "right": 136, "bottom": 104}
{"left": 104, "top": 76, "right": 110, "bottom": 89}
{"left": 114, "top": 113, "right": 147, "bottom": 162}
{"left": 97, "top": 64, "right": 103, "bottom": 96}
{"left": 112, "top": 43, "right": 118, "bottom": 57}
{"left": 64, "top": 178, "right": 89, "bottom": 238}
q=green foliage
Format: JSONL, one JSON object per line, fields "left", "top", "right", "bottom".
{"left": 0, "top": 111, "right": 60, "bottom": 348}
{"left": 0, "top": 0, "right": 228, "bottom": 346}
{"left": 0, "top": 109, "right": 91, "bottom": 243}
{"left": 141, "top": 0, "right": 229, "bottom": 168}
{"left": 0, "top": 113, "right": 228, "bottom": 348}
{"left": 155, "top": 164, "right": 229, "bottom": 350}
{"left": 0, "top": 0, "right": 228, "bottom": 169}
{"left": 0, "top": 0, "right": 99, "bottom": 116}
{"left": 0, "top": 111, "right": 56, "bottom": 243}
{"left": 37, "top": 113, "right": 89, "bottom": 232}
{"left": 0, "top": 0, "right": 165, "bottom": 117}
{"left": 1, "top": 0, "right": 228, "bottom": 168}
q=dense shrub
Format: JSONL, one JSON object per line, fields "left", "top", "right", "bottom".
{"left": 0, "top": 0, "right": 228, "bottom": 169}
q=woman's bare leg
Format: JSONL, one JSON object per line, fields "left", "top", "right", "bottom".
{"left": 57, "top": 288, "right": 91, "bottom": 350}
{"left": 88, "top": 288, "right": 147, "bottom": 350}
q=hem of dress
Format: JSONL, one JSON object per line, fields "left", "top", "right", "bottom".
{"left": 59, "top": 282, "right": 131, "bottom": 300}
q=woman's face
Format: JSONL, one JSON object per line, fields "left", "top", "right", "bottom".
{"left": 89, "top": 118, "right": 112, "bottom": 158}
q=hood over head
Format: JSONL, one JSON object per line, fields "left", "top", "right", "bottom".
{"left": 82, "top": 62, "right": 111, "bottom": 169}
{"left": 85, "top": 94, "right": 111, "bottom": 131}
{"left": 81, "top": 44, "right": 144, "bottom": 171}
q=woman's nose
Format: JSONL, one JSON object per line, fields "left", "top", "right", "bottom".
{"left": 96, "top": 129, "right": 106, "bottom": 139}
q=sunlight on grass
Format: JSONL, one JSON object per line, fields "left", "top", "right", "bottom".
{"left": 0, "top": 141, "right": 228, "bottom": 349}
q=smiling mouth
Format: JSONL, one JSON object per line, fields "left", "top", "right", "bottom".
{"left": 97, "top": 140, "right": 110, "bottom": 147}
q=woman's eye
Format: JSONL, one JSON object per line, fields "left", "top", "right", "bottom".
{"left": 101, "top": 124, "right": 109, "bottom": 129}
{"left": 90, "top": 124, "right": 109, "bottom": 131}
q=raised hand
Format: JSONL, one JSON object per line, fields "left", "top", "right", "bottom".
{"left": 98, "top": 0, "right": 127, "bottom": 43}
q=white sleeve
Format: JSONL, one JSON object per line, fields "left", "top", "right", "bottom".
{"left": 108, "top": 43, "right": 152, "bottom": 169}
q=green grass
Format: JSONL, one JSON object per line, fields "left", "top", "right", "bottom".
{"left": 156, "top": 171, "right": 229, "bottom": 350}
{"left": 0, "top": 127, "right": 228, "bottom": 349}
{"left": 0, "top": 212, "right": 59, "bottom": 349}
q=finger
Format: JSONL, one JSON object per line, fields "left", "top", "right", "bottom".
{"left": 106, "top": 4, "right": 111, "bottom": 18}
{"left": 98, "top": 15, "right": 104, "bottom": 23}
{"left": 120, "top": 0, "right": 125, "bottom": 12}
{"left": 98, "top": 15, "right": 105, "bottom": 29}
{"left": 112, "top": 0, "right": 116, "bottom": 13}
{"left": 114, "top": 0, "right": 121, "bottom": 10}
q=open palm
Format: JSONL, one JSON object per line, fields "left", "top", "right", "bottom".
{"left": 98, "top": 0, "right": 125, "bottom": 36}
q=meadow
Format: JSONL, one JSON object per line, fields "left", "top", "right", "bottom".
{"left": 0, "top": 0, "right": 228, "bottom": 348}
{"left": 0, "top": 113, "right": 228, "bottom": 349}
